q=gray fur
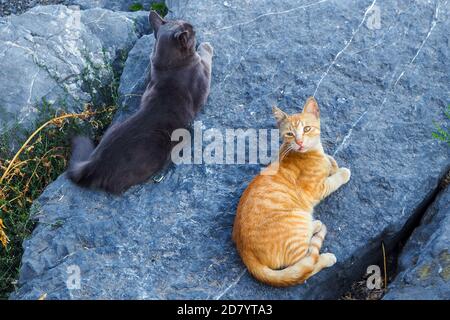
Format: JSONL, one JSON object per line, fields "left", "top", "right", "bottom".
{"left": 68, "top": 11, "right": 213, "bottom": 194}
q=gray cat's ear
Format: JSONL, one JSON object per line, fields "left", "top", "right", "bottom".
{"left": 149, "top": 11, "right": 166, "bottom": 38}
{"left": 302, "top": 97, "right": 320, "bottom": 119}
{"left": 272, "top": 106, "right": 288, "bottom": 125}
{"left": 175, "top": 30, "right": 189, "bottom": 49}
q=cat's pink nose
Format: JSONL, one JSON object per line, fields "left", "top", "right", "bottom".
{"left": 296, "top": 139, "right": 303, "bottom": 146}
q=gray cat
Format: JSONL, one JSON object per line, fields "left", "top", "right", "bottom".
{"left": 68, "top": 11, "right": 213, "bottom": 194}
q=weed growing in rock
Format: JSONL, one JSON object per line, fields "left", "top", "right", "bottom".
{"left": 0, "top": 51, "right": 121, "bottom": 299}
{"left": 129, "top": 2, "right": 169, "bottom": 17}
{"left": 432, "top": 104, "right": 450, "bottom": 146}
{"left": 0, "top": 102, "right": 116, "bottom": 299}
{"left": 129, "top": 3, "right": 145, "bottom": 12}
{"left": 150, "top": 2, "right": 169, "bottom": 16}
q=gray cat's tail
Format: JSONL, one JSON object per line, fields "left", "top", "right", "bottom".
{"left": 67, "top": 136, "right": 94, "bottom": 184}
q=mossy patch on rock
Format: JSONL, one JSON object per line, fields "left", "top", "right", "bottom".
{"left": 439, "top": 250, "right": 450, "bottom": 282}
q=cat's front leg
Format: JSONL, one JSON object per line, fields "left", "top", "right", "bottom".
{"left": 326, "top": 155, "right": 339, "bottom": 175}
{"left": 198, "top": 42, "right": 214, "bottom": 74}
{"left": 320, "top": 167, "right": 351, "bottom": 199}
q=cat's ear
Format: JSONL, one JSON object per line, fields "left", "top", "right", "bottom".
{"left": 149, "top": 10, "right": 166, "bottom": 38}
{"left": 302, "top": 97, "right": 320, "bottom": 119}
{"left": 175, "top": 30, "right": 189, "bottom": 49}
{"left": 272, "top": 106, "right": 288, "bottom": 125}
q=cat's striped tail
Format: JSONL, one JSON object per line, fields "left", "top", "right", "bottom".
{"left": 242, "top": 225, "right": 336, "bottom": 287}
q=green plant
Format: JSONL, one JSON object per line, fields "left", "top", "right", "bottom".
{"left": 151, "top": 2, "right": 169, "bottom": 17}
{"left": 0, "top": 51, "right": 121, "bottom": 299}
{"left": 129, "top": 2, "right": 169, "bottom": 17}
{"left": 432, "top": 104, "right": 450, "bottom": 146}
{"left": 0, "top": 103, "right": 117, "bottom": 299}
{"left": 129, "top": 3, "right": 144, "bottom": 12}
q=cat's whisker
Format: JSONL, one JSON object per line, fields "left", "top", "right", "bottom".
{"left": 280, "top": 147, "right": 291, "bottom": 161}
{"left": 279, "top": 143, "right": 294, "bottom": 161}
{"left": 279, "top": 143, "right": 288, "bottom": 158}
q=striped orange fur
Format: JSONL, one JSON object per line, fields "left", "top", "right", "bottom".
{"left": 232, "top": 97, "right": 351, "bottom": 287}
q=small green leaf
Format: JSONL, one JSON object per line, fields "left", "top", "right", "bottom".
{"left": 129, "top": 3, "right": 144, "bottom": 12}
{"left": 151, "top": 2, "right": 169, "bottom": 17}
{"left": 432, "top": 104, "right": 450, "bottom": 146}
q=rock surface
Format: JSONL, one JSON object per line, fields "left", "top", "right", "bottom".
{"left": 0, "top": 4, "right": 150, "bottom": 134}
{"left": 114, "top": 34, "right": 153, "bottom": 123}
{"left": 0, "top": 0, "right": 64, "bottom": 17}
{"left": 64, "top": 0, "right": 158, "bottom": 11}
{"left": 11, "top": 0, "right": 450, "bottom": 299}
{"left": 384, "top": 186, "right": 450, "bottom": 300}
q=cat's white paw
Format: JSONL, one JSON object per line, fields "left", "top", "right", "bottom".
{"left": 199, "top": 42, "right": 214, "bottom": 55}
{"left": 339, "top": 167, "right": 351, "bottom": 184}
{"left": 320, "top": 253, "right": 337, "bottom": 267}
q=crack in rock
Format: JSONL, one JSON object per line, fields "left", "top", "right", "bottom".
{"left": 313, "top": 0, "right": 377, "bottom": 97}
{"left": 205, "top": 0, "right": 330, "bottom": 35}
{"left": 394, "top": 0, "right": 444, "bottom": 86}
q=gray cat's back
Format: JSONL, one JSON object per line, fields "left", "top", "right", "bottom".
{"left": 67, "top": 11, "right": 213, "bottom": 194}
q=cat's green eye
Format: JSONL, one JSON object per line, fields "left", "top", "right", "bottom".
{"left": 303, "top": 126, "right": 312, "bottom": 133}
{"left": 285, "top": 132, "right": 294, "bottom": 137}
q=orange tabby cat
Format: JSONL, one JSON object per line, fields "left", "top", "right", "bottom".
{"left": 232, "top": 97, "right": 351, "bottom": 287}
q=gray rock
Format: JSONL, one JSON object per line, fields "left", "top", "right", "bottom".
{"left": 0, "top": 1, "right": 65, "bottom": 17}
{"left": 11, "top": 0, "right": 450, "bottom": 299}
{"left": 0, "top": 4, "right": 150, "bottom": 134}
{"left": 114, "top": 34, "right": 153, "bottom": 123}
{"left": 384, "top": 186, "right": 450, "bottom": 300}
{"left": 64, "top": 0, "right": 159, "bottom": 12}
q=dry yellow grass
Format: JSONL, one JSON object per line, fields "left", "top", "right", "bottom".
{"left": 0, "top": 105, "right": 113, "bottom": 248}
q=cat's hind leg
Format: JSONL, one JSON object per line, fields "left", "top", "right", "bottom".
{"left": 308, "top": 253, "right": 337, "bottom": 278}
{"left": 302, "top": 223, "right": 336, "bottom": 280}
{"left": 286, "top": 222, "right": 327, "bottom": 283}
{"left": 309, "top": 222, "right": 327, "bottom": 255}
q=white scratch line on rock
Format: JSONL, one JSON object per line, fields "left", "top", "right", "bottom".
{"left": 3, "top": 40, "right": 35, "bottom": 55}
{"left": 220, "top": 43, "right": 255, "bottom": 87}
{"left": 27, "top": 69, "right": 40, "bottom": 105}
{"left": 338, "top": 0, "right": 443, "bottom": 150}
{"left": 214, "top": 269, "right": 246, "bottom": 300}
{"left": 394, "top": 1, "right": 441, "bottom": 86}
{"left": 313, "top": 0, "right": 377, "bottom": 97}
{"left": 205, "top": 0, "right": 330, "bottom": 35}
{"left": 333, "top": 96, "right": 388, "bottom": 156}
{"left": 27, "top": 10, "right": 55, "bottom": 18}
{"left": 333, "top": 109, "right": 368, "bottom": 156}
{"left": 85, "top": 10, "right": 108, "bottom": 28}
{"left": 331, "top": 0, "right": 445, "bottom": 156}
